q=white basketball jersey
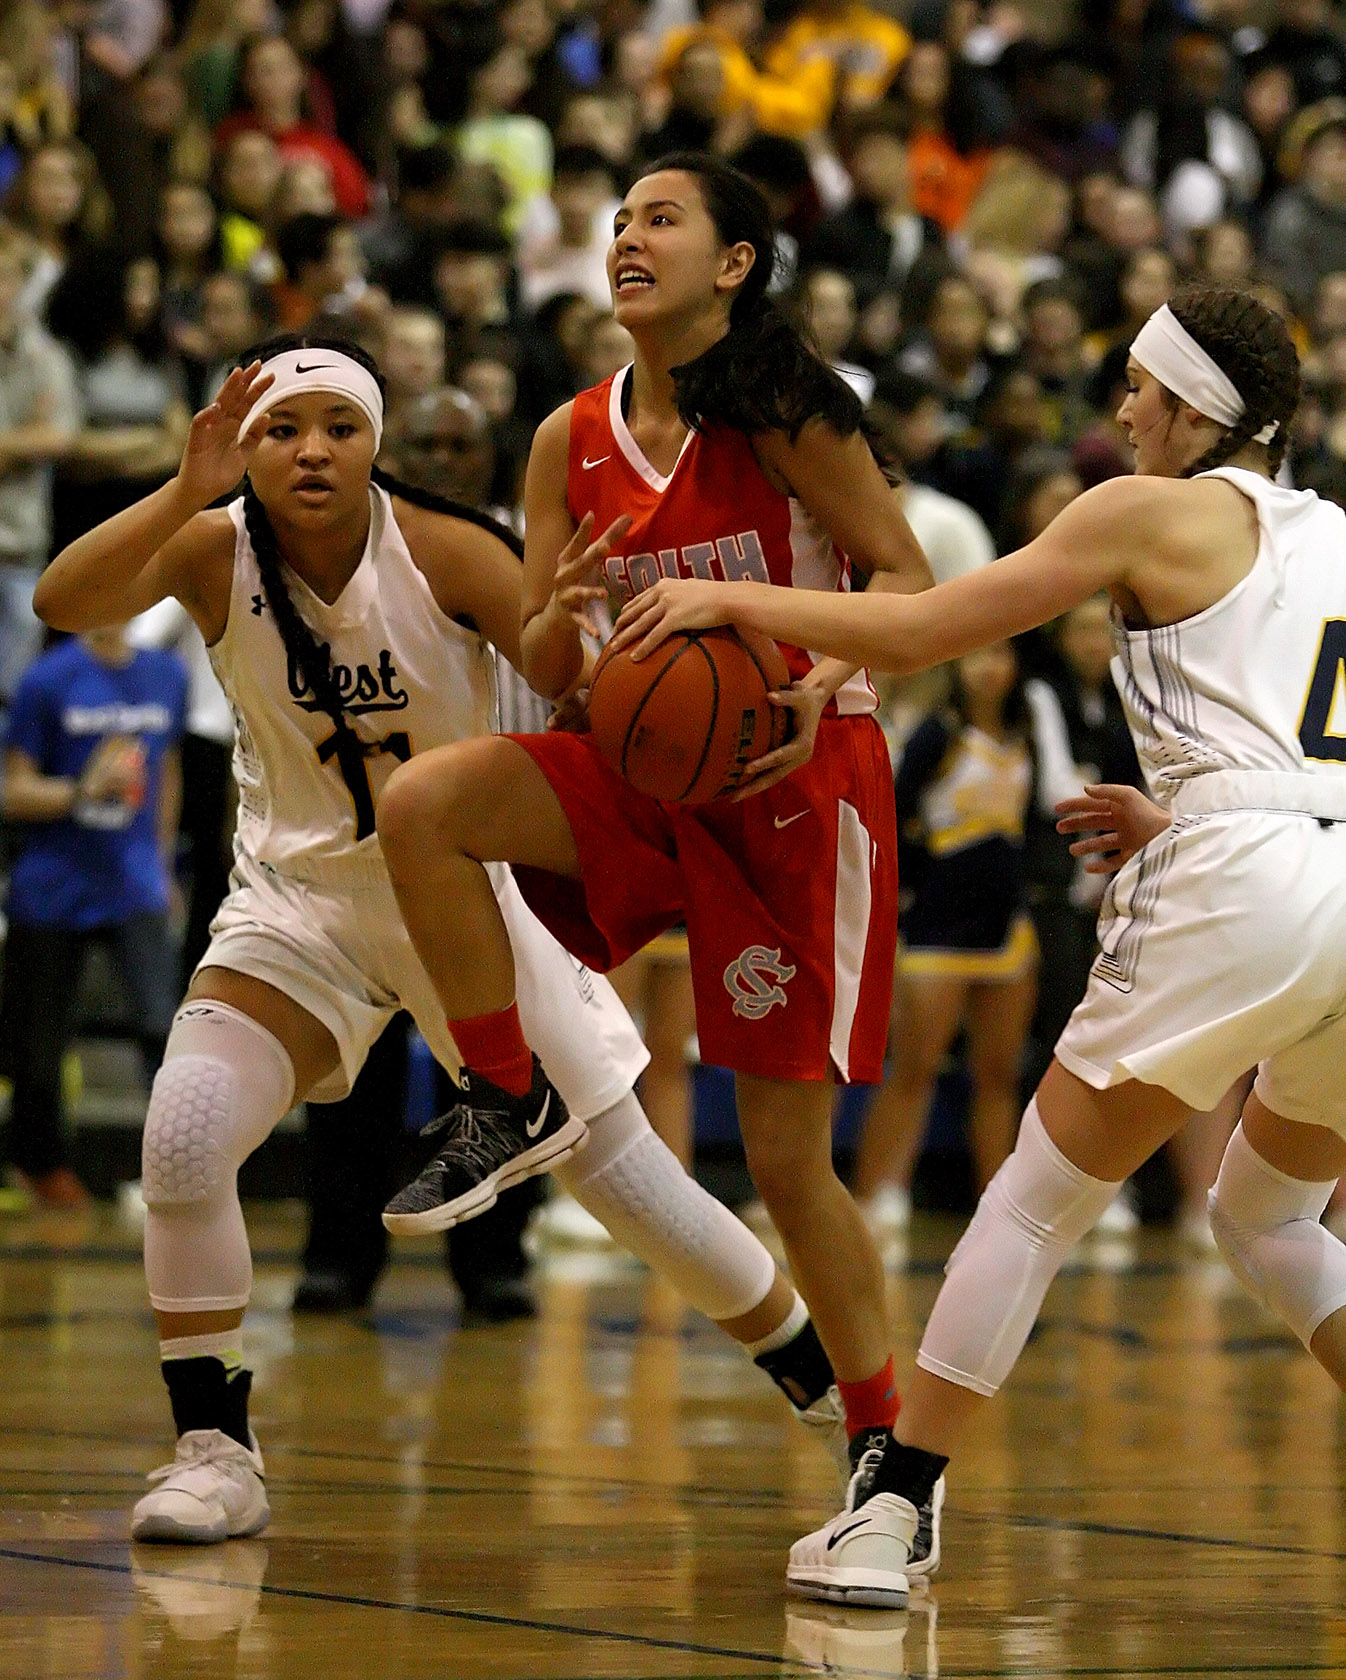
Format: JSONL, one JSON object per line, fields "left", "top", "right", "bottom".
{"left": 1113, "top": 466, "right": 1346, "bottom": 804}
{"left": 210, "top": 485, "right": 495, "bottom": 871}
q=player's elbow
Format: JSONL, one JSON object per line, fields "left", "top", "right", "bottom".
{"left": 31, "top": 565, "right": 84, "bottom": 632}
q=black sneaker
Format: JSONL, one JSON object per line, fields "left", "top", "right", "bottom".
{"left": 382, "top": 1056, "right": 586, "bottom": 1235}
{"left": 845, "top": 1435, "right": 944, "bottom": 1579}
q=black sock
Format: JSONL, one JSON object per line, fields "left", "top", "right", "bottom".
{"left": 753, "top": 1318, "right": 834, "bottom": 1410}
{"left": 868, "top": 1440, "right": 948, "bottom": 1510}
{"left": 162, "top": 1357, "right": 252, "bottom": 1450}
{"left": 848, "top": 1424, "right": 892, "bottom": 1470}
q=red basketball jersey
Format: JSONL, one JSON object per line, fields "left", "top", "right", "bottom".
{"left": 566, "top": 367, "right": 878, "bottom": 715}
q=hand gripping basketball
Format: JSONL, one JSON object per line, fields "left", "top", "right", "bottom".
{"left": 588, "top": 622, "right": 793, "bottom": 803}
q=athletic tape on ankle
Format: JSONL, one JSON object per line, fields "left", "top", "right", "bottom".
{"left": 160, "top": 1331, "right": 244, "bottom": 1367}
{"left": 744, "top": 1292, "right": 808, "bottom": 1358}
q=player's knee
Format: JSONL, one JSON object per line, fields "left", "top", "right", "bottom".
{"left": 745, "top": 1142, "right": 836, "bottom": 1228}
{"left": 142, "top": 1056, "right": 236, "bottom": 1207}
{"left": 375, "top": 754, "right": 440, "bottom": 864}
{"left": 1207, "top": 1123, "right": 1346, "bottom": 1346}
{"left": 141, "top": 1003, "right": 293, "bottom": 1210}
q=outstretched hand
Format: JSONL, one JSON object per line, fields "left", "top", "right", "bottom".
{"left": 175, "top": 361, "right": 274, "bottom": 510}
{"left": 1055, "top": 783, "right": 1171, "bottom": 874}
{"left": 551, "top": 512, "right": 631, "bottom": 637}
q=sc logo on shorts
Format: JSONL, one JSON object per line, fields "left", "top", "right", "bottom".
{"left": 724, "top": 945, "right": 797, "bottom": 1020}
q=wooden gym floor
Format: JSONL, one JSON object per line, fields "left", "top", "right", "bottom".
{"left": 3, "top": 1203, "right": 1346, "bottom": 1680}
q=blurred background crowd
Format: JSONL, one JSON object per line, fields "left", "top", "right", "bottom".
{"left": 0, "top": 0, "right": 1339, "bottom": 1306}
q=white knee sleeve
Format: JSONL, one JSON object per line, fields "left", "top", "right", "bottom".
{"left": 916, "top": 1098, "right": 1123, "bottom": 1396}
{"left": 553, "top": 1091, "right": 776, "bottom": 1322}
{"left": 1209, "top": 1123, "right": 1346, "bottom": 1348}
{"left": 143, "top": 1001, "right": 295, "bottom": 1314}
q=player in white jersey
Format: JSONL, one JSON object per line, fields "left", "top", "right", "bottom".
{"left": 33, "top": 335, "right": 877, "bottom": 1548}
{"left": 612, "top": 284, "right": 1346, "bottom": 1605}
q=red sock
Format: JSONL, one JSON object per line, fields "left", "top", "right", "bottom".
{"left": 448, "top": 1003, "right": 533, "bottom": 1097}
{"left": 837, "top": 1356, "right": 899, "bottom": 1439}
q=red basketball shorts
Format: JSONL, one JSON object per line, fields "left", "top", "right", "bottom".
{"left": 508, "top": 713, "right": 898, "bottom": 1083}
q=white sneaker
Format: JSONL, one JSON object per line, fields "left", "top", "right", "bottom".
{"left": 842, "top": 1445, "right": 944, "bottom": 1579}
{"left": 792, "top": 1384, "right": 850, "bottom": 1485}
{"left": 131, "top": 1430, "right": 269, "bottom": 1544}
{"left": 530, "top": 1190, "right": 616, "bottom": 1248}
{"left": 861, "top": 1184, "right": 912, "bottom": 1237}
{"left": 785, "top": 1604, "right": 909, "bottom": 1675}
{"left": 788, "top": 1485, "right": 917, "bottom": 1609}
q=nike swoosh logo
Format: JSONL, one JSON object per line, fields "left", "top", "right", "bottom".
{"left": 294, "top": 362, "right": 334, "bottom": 374}
{"left": 582, "top": 455, "right": 610, "bottom": 470}
{"left": 826, "top": 1518, "right": 872, "bottom": 1551}
{"left": 773, "top": 811, "right": 807, "bottom": 829}
{"left": 525, "top": 1091, "right": 550, "bottom": 1139}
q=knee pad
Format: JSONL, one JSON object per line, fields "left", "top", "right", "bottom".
{"left": 1209, "top": 1123, "right": 1346, "bottom": 1348}
{"left": 143, "top": 1001, "right": 294, "bottom": 1206}
{"left": 915, "top": 1098, "right": 1123, "bottom": 1396}
{"left": 143, "top": 1001, "right": 294, "bottom": 1315}
{"left": 554, "top": 1092, "right": 776, "bottom": 1322}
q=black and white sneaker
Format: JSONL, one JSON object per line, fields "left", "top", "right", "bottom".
{"left": 382, "top": 1057, "right": 586, "bottom": 1235}
{"left": 845, "top": 1437, "right": 944, "bottom": 1579}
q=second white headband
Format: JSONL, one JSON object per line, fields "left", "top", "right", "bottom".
{"left": 1130, "top": 304, "right": 1277, "bottom": 446}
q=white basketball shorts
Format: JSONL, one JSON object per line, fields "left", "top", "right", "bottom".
{"left": 197, "top": 849, "right": 649, "bottom": 1112}
{"left": 1056, "top": 810, "right": 1346, "bottom": 1130}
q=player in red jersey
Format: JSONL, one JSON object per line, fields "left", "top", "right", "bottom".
{"left": 376, "top": 153, "right": 935, "bottom": 1558}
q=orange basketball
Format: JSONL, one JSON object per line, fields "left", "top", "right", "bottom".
{"left": 588, "top": 625, "right": 793, "bottom": 803}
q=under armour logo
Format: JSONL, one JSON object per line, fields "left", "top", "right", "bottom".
{"left": 251, "top": 594, "right": 266, "bottom": 616}
{"left": 723, "top": 945, "right": 797, "bottom": 1020}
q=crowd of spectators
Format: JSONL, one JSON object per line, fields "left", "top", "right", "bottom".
{"left": 0, "top": 0, "right": 1342, "bottom": 1233}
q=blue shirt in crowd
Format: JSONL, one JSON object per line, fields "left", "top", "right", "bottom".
{"left": 5, "top": 638, "right": 188, "bottom": 929}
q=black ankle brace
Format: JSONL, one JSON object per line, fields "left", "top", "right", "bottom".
{"left": 869, "top": 1440, "right": 948, "bottom": 1510}
{"left": 753, "top": 1317, "right": 834, "bottom": 1410}
{"left": 162, "top": 1357, "right": 252, "bottom": 1450}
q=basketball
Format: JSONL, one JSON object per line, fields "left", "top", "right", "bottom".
{"left": 588, "top": 625, "right": 793, "bottom": 803}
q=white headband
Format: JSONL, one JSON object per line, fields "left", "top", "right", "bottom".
{"left": 239, "top": 347, "right": 384, "bottom": 452}
{"left": 1130, "top": 304, "right": 1278, "bottom": 446}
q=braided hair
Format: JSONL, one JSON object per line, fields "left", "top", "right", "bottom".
{"left": 237, "top": 332, "right": 523, "bottom": 838}
{"left": 1163, "top": 286, "right": 1301, "bottom": 478}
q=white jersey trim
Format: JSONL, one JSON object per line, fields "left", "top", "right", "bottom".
{"left": 607, "top": 365, "right": 694, "bottom": 494}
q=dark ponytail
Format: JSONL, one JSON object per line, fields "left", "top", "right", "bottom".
{"left": 647, "top": 151, "right": 864, "bottom": 441}
{"left": 1164, "top": 285, "right": 1301, "bottom": 479}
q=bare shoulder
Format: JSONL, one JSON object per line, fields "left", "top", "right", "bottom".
{"left": 175, "top": 506, "right": 238, "bottom": 633}
{"left": 530, "top": 401, "right": 574, "bottom": 467}
{"left": 391, "top": 497, "right": 522, "bottom": 613}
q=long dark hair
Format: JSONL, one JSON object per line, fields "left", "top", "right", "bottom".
{"left": 236, "top": 332, "right": 522, "bottom": 837}
{"left": 645, "top": 152, "right": 863, "bottom": 441}
{"left": 1163, "top": 285, "right": 1301, "bottom": 478}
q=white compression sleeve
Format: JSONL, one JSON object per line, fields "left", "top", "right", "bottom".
{"left": 915, "top": 1098, "right": 1123, "bottom": 1396}
{"left": 553, "top": 1091, "right": 776, "bottom": 1323}
{"left": 1208, "top": 1123, "right": 1346, "bottom": 1348}
{"left": 142, "top": 1002, "right": 295, "bottom": 1314}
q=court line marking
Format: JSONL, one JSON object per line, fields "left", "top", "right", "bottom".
{"left": 1, "top": 1548, "right": 1340, "bottom": 1680}
{"left": 0, "top": 1545, "right": 884, "bottom": 1677}
{"left": 4, "top": 1424, "right": 1346, "bottom": 1560}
